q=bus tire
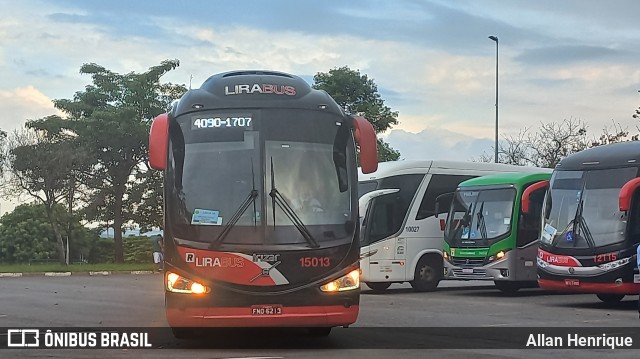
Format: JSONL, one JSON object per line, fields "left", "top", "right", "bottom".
{"left": 171, "top": 327, "right": 194, "bottom": 339}
{"left": 366, "top": 282, "right": 391, "bottom": 292}
{"left": 308, "top": 327, "right": 332, "bottom": 336}
{"left": 410, "top": 256, "right": 441, "bottom": 292}
{"left": 494, "top": 281, "right": 521, "bottom": 294}
{"left": 596, "top": 294, "right": 624, "bottom": 303}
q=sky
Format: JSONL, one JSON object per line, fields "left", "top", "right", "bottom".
{"left": 1, "top": 0, "right": 639, "bottom": 215}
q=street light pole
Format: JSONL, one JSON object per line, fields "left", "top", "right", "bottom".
{"left": 488, "top": 35, "right": 499, "bottom": 163}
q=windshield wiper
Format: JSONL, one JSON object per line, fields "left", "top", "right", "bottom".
{"left": 476, "top": 202, "right": 487, "bottom": 239}
{"left": 571, "top": 199, "right": 595, "bottom": 249}
{"left": 210, "top": 158, "right": 259, "bottom": 249}
{"left": 209, "top": 189, "right": 258, "bottom": 249}
{"left": 269, "top": 157, "right": 320, "bottom": 248}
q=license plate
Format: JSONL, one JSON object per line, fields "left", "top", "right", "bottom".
{"left": 462, "top": 268, "right": 473, "bottom": 274}
{"left": 251, "top": 305, "right": 283, "bottom": 316}
{"left": 564, "top": 279, "right": 580, "bottom": 286}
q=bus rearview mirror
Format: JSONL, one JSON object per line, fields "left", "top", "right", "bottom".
{"left": 149, "top": 113, "right": 169, "bottom": 170}
{"left": 352, "top": 116, "right": 378, "bottom": 174}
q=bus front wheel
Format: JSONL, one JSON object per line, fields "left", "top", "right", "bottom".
{"left": 494, "top": 281, "right": 521, "bottom": 294}
{"left": 308, "top": 327, "right": 332, "bottom": 336}
{"left": 410, "top": 256, "right": 441, "bottom": 292}
{"left": 366, "top": 282, "right": 391, "bottom": 292}
{"left": 596, "top": 294, "right": 625, "bottom": 303}
{"left": 171, "top": 327, "right": 194, "bottom": 339}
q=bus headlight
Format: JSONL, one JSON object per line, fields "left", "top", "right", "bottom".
{"left": 166, "top": 271, "right": 210, "bottom": 294}
{"left": 537, "top": 256, "right": 549, "bottom": 268}
{"left": 320, "top": 269, "right": 360, "bottom": 292}
{"left": 487, "top": 250, "right": 509, "bottom": 263}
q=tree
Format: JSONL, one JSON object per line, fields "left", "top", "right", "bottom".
{"left": 0, "top": 203, "right": 96, "bottom": 263}
{"left": 313, "top": 66, "right": 401, "bottom": 162}
{"left": 2, "top": 123, "right": 87, "bottom": 264}
{"left": 0, "top": 203, "right": 58, "bottom": 263}
{"left": 477, "top": 118, "right": 589, "bottom": 168}
{"left": 50, "top": 60, "right": 186, "bottom": 262}
{"left": 126, "top": 169, "right": 163, "bottom": 233}
{"left": 0, "top": 129, "right": 6, "bottom": 175}
{"left": 633, "top": 89, "right": 640, "bottom": 121}
{"left": 527, "top": 118, "right": 589, "bottom": 168}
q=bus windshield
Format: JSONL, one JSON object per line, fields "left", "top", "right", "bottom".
{"left": 444, "top": 188, "right": 515, "bottom": 247}
{"left": 542, "top": 167, "right": 637, "bottom": 249}
{"left": 166, "top": 108, "right": 354, "bottom": 247}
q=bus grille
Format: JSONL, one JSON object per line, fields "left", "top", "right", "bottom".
{"left": 452, "top": 268, "right": 487, "bottom": 278}
{"left": 451, "top": 257, "right": 485, "bottom": 267}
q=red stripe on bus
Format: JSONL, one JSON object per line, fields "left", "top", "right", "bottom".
{"left": 537, "top": 249, "right": 581, "bottom": 267}
{"left": 176, "top": 246, "right": 277, "bottom": 285}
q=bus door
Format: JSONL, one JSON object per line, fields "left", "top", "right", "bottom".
{"left": 518, "top": 181, "right": 549, "bottom": 281}
{"left": 359, "top": 189, "right": 400, "bottom": 280}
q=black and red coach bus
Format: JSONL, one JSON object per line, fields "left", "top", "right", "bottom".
{"left": 535, "top": 141, "right": 640, "bottom": 303}
{"left": 148, "top": 70, "right": 378, "bottom": 337}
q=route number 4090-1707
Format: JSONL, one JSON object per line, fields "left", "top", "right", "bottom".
{"left": 193, "top": 117, "right": 252, "bottom": 128}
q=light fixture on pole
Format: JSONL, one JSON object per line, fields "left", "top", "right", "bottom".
{"left": 488, "top": 35, "right": 499, "bottom": 163}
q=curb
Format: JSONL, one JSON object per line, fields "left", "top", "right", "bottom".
{"left": 89, "top": 271, "right": 111, "bottom": 276}
{"left": 45, "top": 272, "right": 72, "bottom": 277}
{"left": 0, "top": 273, "right": 22, "bottom": 278}
{"left": 0, "top": 271, "right": 159, "bottom": 277}
{"left": 130, "top": 270, "right": 155, "bottom": 275}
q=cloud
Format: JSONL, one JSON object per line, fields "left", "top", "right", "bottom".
{"left": 515, "top": 45, "right": 632, "bottom": 66}
{"left": 0, "top": 86, "right": 60, "bottom": 131}
{"left": 384, "top": 127, "right": 493, "bottom": 162}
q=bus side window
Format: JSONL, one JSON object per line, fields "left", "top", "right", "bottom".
{"left": 517, "top": 186, "right": 546, "bottom": 247}
{"left": 415, "top": 174, "right": 475, "bottom": 220}
{"left": 365, "top": 174, "right": 423, "bottom": 243}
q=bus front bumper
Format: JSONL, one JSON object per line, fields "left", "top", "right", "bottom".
{"left": 443, "top": 257, "right": 510, "bottom": 281}
{"left": 538, "top": 278, "right": 640, "bottom": 295}
{"left": 166, "top": 304, "right": 359, "bottom": 327}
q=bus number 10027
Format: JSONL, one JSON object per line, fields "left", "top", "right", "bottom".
{"left": 300, "top": 257, "right": 331, "bottom": 268}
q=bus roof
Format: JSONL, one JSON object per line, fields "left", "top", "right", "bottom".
{"left": 556, "top": 141, "right": 640, "bottom": 171}
{"left": 171, "top": 70, "right": 344, "bottom": 117}
{"left": 358, "top": 160, "right": 544, "bottom": 181}
{"left": 457, "top": 171, "right": 552, "bottom": 189}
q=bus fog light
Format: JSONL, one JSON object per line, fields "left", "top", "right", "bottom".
{"left": 320, "top": 269, "right": 360, "bottom": 292}
{"left": 597, "top": 257, "right": 630, "bottom": 271}
{"left": 167, "top": 271, "right": 210, "bottom": 294}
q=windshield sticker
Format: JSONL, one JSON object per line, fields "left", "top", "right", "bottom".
{"left": 503, "top": 217, "right": 511, "bottom": 225}
{"left": 470, "top": 230, "right": 477, "bottom": 238}
{"left": 461, "top": 227, "right": 470, "bottom": 239}
{"left": 565, "top": 230, "right": 574, "bottom": 242}
{"left": 542, "top": 224, "right": 557, "bottom": 242}
{"left": 191, "top": 209, "right": 223, "bottom": 226}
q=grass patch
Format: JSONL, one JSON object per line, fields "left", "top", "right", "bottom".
{"left": 0, "top": 262, "right": 155, "bottom": 273}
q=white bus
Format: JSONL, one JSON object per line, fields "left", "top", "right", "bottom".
{"left": 358, "top": 160, "right": 543, "bottom": 292}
